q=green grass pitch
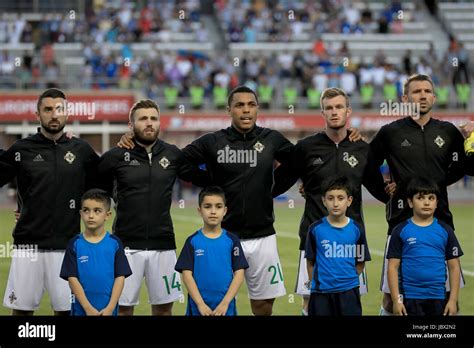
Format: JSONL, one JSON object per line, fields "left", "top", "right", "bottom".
{"left": 0, "top": 201, "right": 472, "bottom": 315}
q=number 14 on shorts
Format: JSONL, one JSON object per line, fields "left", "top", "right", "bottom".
{"left": 162, "top": 272, "right": 182, "bottom": 294}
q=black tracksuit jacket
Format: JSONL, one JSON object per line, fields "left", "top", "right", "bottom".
{"left": 0, "top": 132, "right": 99, "bottom": 249}
{"left": 98, "top": 139, "right": 210, "bottom": 250}
{"left": 182, "top": 125, "right": 294, "bottom": 240}
{"left": 272, "top": 132, "right": 389, "bottom": 250}
{"left": 370, "top": 116, "right": 469, "bottom": 233}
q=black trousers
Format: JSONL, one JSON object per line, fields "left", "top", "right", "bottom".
{"left": 308, "top": 287, "right": 362, "bottom": 316}
{"left": 404, "top": 298, "right": 447, "bottom": 316}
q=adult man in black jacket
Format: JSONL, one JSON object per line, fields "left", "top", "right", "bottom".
{"left": 272, "top": 87, "right": 392, "bottom": 315}
{"left": 181, "top": 86, "right": 294, "bottom": 315}
{"left": 98, "top": 99, "right": 209, "bottom": 316}
{"left": 118, "top": 86, "right": 362, "bottom": 315}
{"left": 0, "top": 88, "right": 99, "bottom": 315}
{"left": 371, "top": 74, "right": 469, "bottom": 315}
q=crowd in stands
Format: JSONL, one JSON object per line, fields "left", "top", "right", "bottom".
{"left": 217, "top": 0, "right": 420, "bottom": 43}
{"left": 0, "top": 0, "right": 471, "bottom": 109}
{"left": 0, "top": 0, "right": 206, "bottom": 45}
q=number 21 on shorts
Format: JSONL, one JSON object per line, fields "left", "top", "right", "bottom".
{"left": 268, "top": 262, "right": 284, "bottom": 284}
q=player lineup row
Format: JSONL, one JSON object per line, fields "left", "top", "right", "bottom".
{"left": 0, "top": 75, "right": 473, "bottom": 315}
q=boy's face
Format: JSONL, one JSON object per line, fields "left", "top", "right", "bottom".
{"left": 80, "top": 199, "right": 112, "bottom": 230}
{"left": 198, "top": 195, "right": 227, "bottom": 228}
{"left": 408, "top": 193, "right": 437, "bottom": 218}
{"left": 322, "top": 189, "right": 352, "bottom": 218}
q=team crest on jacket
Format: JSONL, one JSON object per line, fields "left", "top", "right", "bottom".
{"left": 64, "top": 151, "right": 75, "bottom": 164}
{"left": 159, "top": 156, "right": 170, "bottom": 169}
{"left": 253, "top": 141, "right": 264, "bottom": 153}
{"left": 434, "top": 135, "right": 445, "bottom": 148}
{"left": 346, "top": 155, "right": 359, "bottom": 168}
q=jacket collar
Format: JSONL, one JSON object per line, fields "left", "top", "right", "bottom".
{"left": 226, "top": 125, "right": 260, "bottom": 141}
{"left": 320, "top": 130, "right": 351, "bottom": 145}
{"left": 34, "top": 128, "right": 68, "bottom": 143}
{"left": 403, "top": 116, "right": 434, "bottom": 129}
{"left": 132, "top": 138, "right": 163, "bottom": 155}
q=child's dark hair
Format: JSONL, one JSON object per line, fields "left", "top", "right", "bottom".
{"left": 81, "top": 189, "right": 111, "bottom": 211}
{"left": 198, "top": 186, "right": 226, "bottom": 206}
{"left": 321, "top": 175, "right": 353, "bottom": 197}
{"left": 406, "top": 177, "right": 440, "bottom": 200}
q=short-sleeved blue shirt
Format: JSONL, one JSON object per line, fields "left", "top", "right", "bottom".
{"left": 175, "top": 229, "right": 248, "bottom": 316}
{"left": 60, "top": 232, "right": 132, "bottom": 315}
{"left": 305, "top": 217, "right": 371, "bottom": 293}
{"left": 387, "top": 218, "right": 463, "bottom": 299}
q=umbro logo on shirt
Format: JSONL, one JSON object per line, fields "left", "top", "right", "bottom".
{"left": 33, "top": 154, "right": 44, "bottom": 162}
{"left": 312, "top": 157, "right": 324, "bottom": 165}
{"left": 195, "top": 249, "right": 204, "bottom": 256}
{"left": 401, "top": 139, "right": 412, "bottom": 147}
{"left": 78, "top": 255, "right": 89, "bottom": 263}
{"left": 407, "top": 237, "right": 417, "bottom": 245}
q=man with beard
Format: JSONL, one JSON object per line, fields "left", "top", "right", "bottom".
{"left": 371, "top": 74, "right": 469, "bottom": 315}
{"left": 271, "top": 87, "right": 393, "bottom": 315}
{"left": 117, "top": 87, "right": 363, "bottom": 315}
{"left": 0, "top": 88, "right": 99, "bottom": 315}
{"left": 97, "top": 99, "right": 209, "bottom": 316}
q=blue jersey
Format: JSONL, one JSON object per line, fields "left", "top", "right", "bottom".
{"left": 60, "top": 232, "right": 132, "bottom": 316}
{"left": 387, "top": 218, "right": 463, "bottom": 299}
{"left": 305, "top": 217, "right": 371, "bottom": 293}
{"left": 175, "top": 229, "right": 248, "bottom": 316}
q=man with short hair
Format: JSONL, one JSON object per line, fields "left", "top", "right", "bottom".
{"left": 181, "top": 86, "right": 293, "bottom": 315}
{"left": 0, "top": 88, "right": 99, "bottom": 315}
{"left": 371, "top": 74, "right": 469, "bottom": 315}
{"left": 98, "top": 99, "right": 209, "bottom": 316}
{"left": 272, "top": 87, "right": 392, "bottom": 315}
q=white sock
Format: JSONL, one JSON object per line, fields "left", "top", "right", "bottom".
{"left": 379, "top": 306, "right": 394, "bottom": 316}
{"left": 301, "top": 309, "right": 308, "bottom": 316}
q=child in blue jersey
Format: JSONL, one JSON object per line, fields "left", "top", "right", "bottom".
{"left": 305, "top": 175, "right": 371, "bottom": 316}
{"left": 175, "top": 186, "right": 249, "bottom": 316}
{"left": 60, "top": 189, "right": 132, "bottom": 316}
{"left": 387, "top": 177, "right": 463, "bottom": 316}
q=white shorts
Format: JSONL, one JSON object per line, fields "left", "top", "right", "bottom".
{"left": 3, "top": 249, "right": 70, "bottom": 311}
{"left": 380, "top": 235, "right": 465, "bottom": 294}
{"left": 240, "top": 234, "right": 286, "bottom": 300}
{"left": 295, "top": 250, "right": 368, "bottom": 297}
{"left": 119, "top": 249, "right": 183, "bottom": 306}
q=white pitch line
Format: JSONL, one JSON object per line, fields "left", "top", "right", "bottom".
{"left": 173, "top": 215, "right": 474, "bottom": 277}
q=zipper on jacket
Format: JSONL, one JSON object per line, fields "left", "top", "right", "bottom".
{"left": 53, "top": 139, "right": 58, "bottom": 244}
{"left": 147, "top": 151, "right": 152, "bottom": 243}
{"left": 335, "top": 142, "right": 339, "bottom": 172}
{"left": 421, "top": 125, "right": 428, "bottom": 171}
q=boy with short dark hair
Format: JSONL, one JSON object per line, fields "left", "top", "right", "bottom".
{"left": 387, "top": 177, "right": 463, "bottom": 316}
{"left": 60, "top": 189, "right": 132, "bottom": 316}
{"left": 175, "top": 186, "right": 249, "bottom": 316}
{"left": 305, "top": 175, "right": 371, "bottom": 316}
